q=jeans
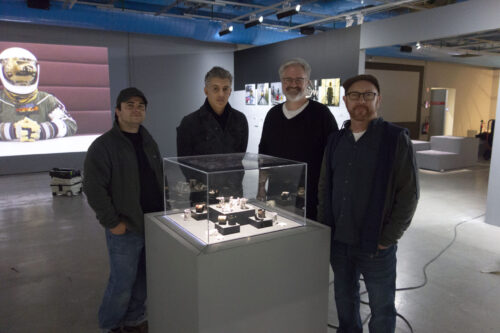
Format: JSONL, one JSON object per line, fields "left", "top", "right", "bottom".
{"left": 331, "top": 240, "right": 397, "bottom": 333}
{"left": 99, "top": 229, "right": 147, "bottom": 330}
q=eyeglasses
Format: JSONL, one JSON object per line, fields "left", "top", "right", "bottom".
{"left": 282, "top": 77, "right": 306, "bottom": 85}
{"left": 346, "top": 91, "right": 377, "bottom": 101}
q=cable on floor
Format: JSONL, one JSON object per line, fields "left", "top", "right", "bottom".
{"left": 327, "top": 213, "right": 484, "bottom": 331}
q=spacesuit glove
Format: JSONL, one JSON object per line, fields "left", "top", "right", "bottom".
{"left": 14, "top": 117, "right": 41, "bottom": 142}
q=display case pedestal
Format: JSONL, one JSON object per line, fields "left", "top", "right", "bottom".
{"left": 145, "top": 213, "right": 331, "bottom": 333}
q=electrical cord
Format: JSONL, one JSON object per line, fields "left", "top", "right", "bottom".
{"left": 327, "top": 213, "right": 484, "bottom": 331}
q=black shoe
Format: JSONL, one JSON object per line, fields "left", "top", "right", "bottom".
{"left": 123, "top": 320, "right": 148, "bottom": 333}
{"left": 107, "top": 328, "right": 122, "bottom": 333}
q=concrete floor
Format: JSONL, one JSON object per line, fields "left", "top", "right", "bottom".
{"left": 1, "top": 163, "right": 500, "bottom": 332}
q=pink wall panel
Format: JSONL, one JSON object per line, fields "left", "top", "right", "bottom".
{"left": 71, "top": 111, "right": 113, "bottom": 135}
{"left": 38, "top": 62, "right": 110, "bottom": 87}
{"left": 0, "top": 41, "right": 108, "bottom": 64}
{"left": 40, "top": 87, "right": 111, "bottom": 111}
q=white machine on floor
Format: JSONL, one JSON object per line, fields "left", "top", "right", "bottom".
{"left": 49, "top": 168, "right": 82, "bottom": 196}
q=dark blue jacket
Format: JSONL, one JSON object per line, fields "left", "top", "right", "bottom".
{"left": 318, "top": 118, "right": 419, "bottom": 253}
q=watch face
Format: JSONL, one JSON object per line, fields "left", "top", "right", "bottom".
{"left": 256, "top": 208, "right": 266, "bottom": 219}
{"left": 195, "top": 203, "right": 206, "bottom": 213}
{"left": 218, "top": 215, "right": 227, "bottom": 224}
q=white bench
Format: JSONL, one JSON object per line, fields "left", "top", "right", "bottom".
{"left": 411, "top": 140, "right": 431, "bottom": 152}
{"left": 414, "top": 136, "right": 479, "bottom": 171}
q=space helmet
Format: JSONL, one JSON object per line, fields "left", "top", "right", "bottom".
{"left": 0, "top": 47, "right": 40, "bottom": 95}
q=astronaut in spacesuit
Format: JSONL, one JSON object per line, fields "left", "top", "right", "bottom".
{"left": 0, "top": 47, "right": 77, "bottom": 141}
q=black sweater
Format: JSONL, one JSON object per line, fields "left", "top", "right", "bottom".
{"left": 259, "top": 100, "right": 338, "bottom": 220}
{"left": 176, "top": 99, "right": 248, "bottom": 157}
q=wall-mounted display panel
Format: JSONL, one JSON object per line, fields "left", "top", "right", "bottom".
{"left": 319, "top": 78, "right": 341, "bottom": 106}
{"left": 256, "top": 83, "right": 269, "bottom": 105}
{"left": 245, "top": 84, "right": 256, "bottom": 105}
{"left": 270, "top": 81, "right": 285, "bottom": 105}
{"left": 0, "top": 41, "right": 111, "bottom": 157}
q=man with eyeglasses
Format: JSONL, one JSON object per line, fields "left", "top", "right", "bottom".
{"left": 318, "top": 74, "right": 419, "bottom": 332}
{"left": 84, "top": 87, "right": 163, "bottom": 333}
{"left": 258, "top": 58, "right": 338, "bottom": 221}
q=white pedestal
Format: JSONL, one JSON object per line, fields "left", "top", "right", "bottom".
{"left": 145, "top": 213, "right": 331, "bottom": 333}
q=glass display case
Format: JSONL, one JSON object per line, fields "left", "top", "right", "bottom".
{"left": 161, "top": 153, "right": 307, "bottom": 245}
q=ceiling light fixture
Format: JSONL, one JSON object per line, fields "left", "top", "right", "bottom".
{"left": 244, "top": 15, "right": 263, "bottom": 29}
{"left": 218, "top": 24, "right": 233, "bottom": 36}
{"left": 400, "top": 45, "right": 412, "bottom": 53}
{"left": 345, "top": 15, "right": 354, "bottom": 28}
{"left": 300, "top": 26, "right": 315, "bottom": 35}
{"left": 416, "top": 42, "right": 422, "bottom": 50}
{"left": 356, "top": 14, "right": 364, "bottom": 25}
{"left": 276, "top": 4, "right": 301, "bottom": 20}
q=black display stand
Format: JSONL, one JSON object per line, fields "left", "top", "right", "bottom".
{"left": 208, "top": 205, "right": 254, "bottom": 225}
{"left": 191, "top": 210, "right": 207, "bottom": 220}
{"left": 215, "top": 223, "right": 241, "bottom": 235}
{"left": 248, "top": 216, "right": 273, "bottom": 229}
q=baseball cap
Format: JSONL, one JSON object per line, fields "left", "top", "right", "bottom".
{"left": 342, "top": 74, "right": 380, "bottom": 94}
{"left": 115, "top": 87, "right": 148, "bottom": 108}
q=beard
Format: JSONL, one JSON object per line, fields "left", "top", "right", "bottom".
{"left": 349, "top": 105, "right": 375, "bottom": 122}
{"left": 284, "top": 87, "right": 306, "bottom": 102}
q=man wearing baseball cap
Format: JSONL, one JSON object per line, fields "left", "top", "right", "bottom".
{"left": 84, "top": 87, "right": 163, "bottom": 333}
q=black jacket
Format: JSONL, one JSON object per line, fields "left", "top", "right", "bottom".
{"left": 318, "top": 118, "right": 419, "bottom": 253}
{"left": 83, "top": 122, "right": 163, "bottom": 234}
{"left": 176, "top": 99, "right": 248, "bottom": 156}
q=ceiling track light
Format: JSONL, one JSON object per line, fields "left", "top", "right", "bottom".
{"left": 276, "top": 4, "right": 301, "bottom": 20}
{"left": 218, "top": 24, "right": 233, "bottom": 36}
{"left": 356, "top": 13, "right": 364, "bottom": 25}
{"left": 345, "top": 15, "right": 354, "bottom": 28}
{"left": 244, "top": 16, "right": 263, "bottom": 29}
{"left": 300, "top": 26, "right": 315, "bottom": 35}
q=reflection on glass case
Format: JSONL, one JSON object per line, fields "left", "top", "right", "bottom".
{"left": 162, "top": 153, "right": 307, "bottom": 245}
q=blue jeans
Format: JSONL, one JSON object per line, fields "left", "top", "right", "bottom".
{"left": 99, "top": 229, "right": 147, "bottom": 330}
{"left": 331, "top": 240, "right": 397, "bottom": 333}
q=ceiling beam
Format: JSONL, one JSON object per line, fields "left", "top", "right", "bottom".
{"left": 187, "top": 0, "right": 265, "bottom": 9}
{"left": 420, "top": 43, "right": 500, "bottom": 57}
{"left": 63, "top": 0, "right": 78, "bottom": 9}
{"left": 156, "top": 0, "right": 185, "bottom": 16}
{"left": 427, "top": 37, "right": 500, "bottom": 50}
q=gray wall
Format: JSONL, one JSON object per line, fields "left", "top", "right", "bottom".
{"left": 0, "top": 21, "right": 235, "bottom": 174}
{"left": 234, "top": 26, "right": 361, "bottom": 90}
{"left": 128, "top": 33, "right": 234, "bottom": 157}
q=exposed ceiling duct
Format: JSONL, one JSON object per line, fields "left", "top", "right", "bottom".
{"left": 0, "top": 0, "right": 468, "bottom": 46}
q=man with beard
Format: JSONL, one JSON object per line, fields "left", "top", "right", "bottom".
{"left": 258, "top": 58, "right": 338, "bottom": 221}
{"left": 317, "top": 74, "right": 419, "bottom": 332}
{"left": 177, "top": 66, "right": 248, "bottom": 198}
